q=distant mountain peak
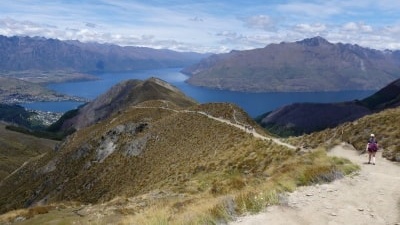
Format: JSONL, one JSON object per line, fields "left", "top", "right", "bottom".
{"left": 296, "top": 36, "right": 331, "bottom": 46}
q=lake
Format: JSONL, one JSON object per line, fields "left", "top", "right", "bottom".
{"left": 22, "top": 68, "right": 375, "bottom": 117}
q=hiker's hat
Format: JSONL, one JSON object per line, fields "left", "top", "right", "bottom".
{"left": 370, "top": 133, "right": 375, "bottom": 137}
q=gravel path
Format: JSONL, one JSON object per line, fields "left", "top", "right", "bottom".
{"left": 230, "top": 143, "right": 400, "bottom": 225}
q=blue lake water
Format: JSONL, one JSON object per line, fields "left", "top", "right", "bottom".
{"left": 22, "top": 68, "right": 375, "bottom": 117}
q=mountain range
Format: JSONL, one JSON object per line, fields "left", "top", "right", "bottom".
{"left": 0, "top": 35, "right": 206, "bottom": 73}
{"left": 182, "top": 36, "right": 400, "bottom": 92}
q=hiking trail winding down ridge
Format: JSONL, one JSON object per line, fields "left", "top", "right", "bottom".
{"left": 230, "top": 143, "right": 400, "bottom": 225}
{"left": 132, "top": 105, "right": 296, "bottom": 150}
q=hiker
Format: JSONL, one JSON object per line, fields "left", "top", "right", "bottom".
{"left": 366, "top": 133, "right": 378, "bottom": 165}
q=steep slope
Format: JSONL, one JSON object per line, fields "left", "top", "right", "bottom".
{"left": 183, "top": 36, "right": 400, "bottom": 92}
{"left": 0, "top": 104, "right": 35, "bottom": 128}
{"left": 257, "top": 77, "right": 400, "bottom": 136}
{"left": 0, "top": 35, "right": 205, "bottom": 72}
{"left": 257, "top": 102, "right": 371, "bottom": 136}
{"left": 360, "top": 77, "right": 400, "bottom": 109}
{"left": 0, "top": 100, "right": 278, "bottom": 212}
{"left": 290, "top": 106, "right": 400, "bottom": 162}
{"left": 0, "top": 122, "right": 58, "bottom": 181}
{"left": 53, "top": 77, "right": 197, "bottom": 132}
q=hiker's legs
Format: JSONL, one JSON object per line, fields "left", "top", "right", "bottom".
{"left": 368, "top": 151, "right": 372, "bottom": 163}
{"left": 372, "top": 152, "right": 376, "bottom": 165}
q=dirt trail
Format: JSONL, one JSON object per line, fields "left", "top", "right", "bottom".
{"left": 132, "top": 105, "right": 296, "bottom": 149}
{"left": 230, "top": 143, "right": 400, "bottom": 225}
{"left": 0, "top": 153, "right": 47, "bottom": 186}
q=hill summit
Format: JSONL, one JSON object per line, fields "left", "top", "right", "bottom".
{"left": 51, "top": 77, "right": 197, "bottom": 132}
{"left": 182, "top": 36, "right": 400, "bottom": 92}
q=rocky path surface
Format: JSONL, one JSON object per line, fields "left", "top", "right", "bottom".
{"left": 230, "top": 143, "right": 400, "bottom": 225}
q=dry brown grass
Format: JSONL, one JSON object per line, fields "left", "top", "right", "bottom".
{"left": 112, "top": 148, "right": 357, "bottom": 225}
{"left": 0, "top": 145, "right": 358, "bottom": 225}
{"left": 0, "top": 205, "right": 55, "bottom": 224}
{"left": 0, "top": 101, "right": 360, "bottom": 224}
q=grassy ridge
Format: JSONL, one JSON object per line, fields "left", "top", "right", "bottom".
{"left": 0, "top": 101, "right": 359, "bottom": 224}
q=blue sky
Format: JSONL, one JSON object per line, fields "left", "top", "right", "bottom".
{"left": 0, "top": 0, "right": 399, "bottom": 52}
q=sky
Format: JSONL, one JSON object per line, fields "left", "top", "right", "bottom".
{"left": 0, "top": 0, "right": 399, "bottom": 53}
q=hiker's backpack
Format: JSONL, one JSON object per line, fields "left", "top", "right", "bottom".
{"left": 368, "top": 139, "right": 378, "bottom": 151}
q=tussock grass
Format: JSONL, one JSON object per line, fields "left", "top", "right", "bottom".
{"left": 0, "top": 145, "right": 358, "bottom": 225}
{"left": 113, "top": 147, "right": 358, "bottom": 225}
{"left": 0, "top": 205, "right": 55, "bottom": 224}
{"left": 0, "top": 101, "right": 361, "bottom": 224}
{"left": 234, "top": 189, "right": 279, "bottom": 214}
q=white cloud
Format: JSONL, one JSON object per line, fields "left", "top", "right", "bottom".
{"left": 342, "top": 22, "right": 358, "bottom": 31}
{"left": 0, "top": 18, "right": 55, "bottom": 37}
{"left": 294, "top": 23, "right": 327, "bottom": 33}
{"left": 240, "top": 15, "right": 275, "bottom": 30}
{"left": 342, "top": 22, "right": 373, "bottom": 32}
